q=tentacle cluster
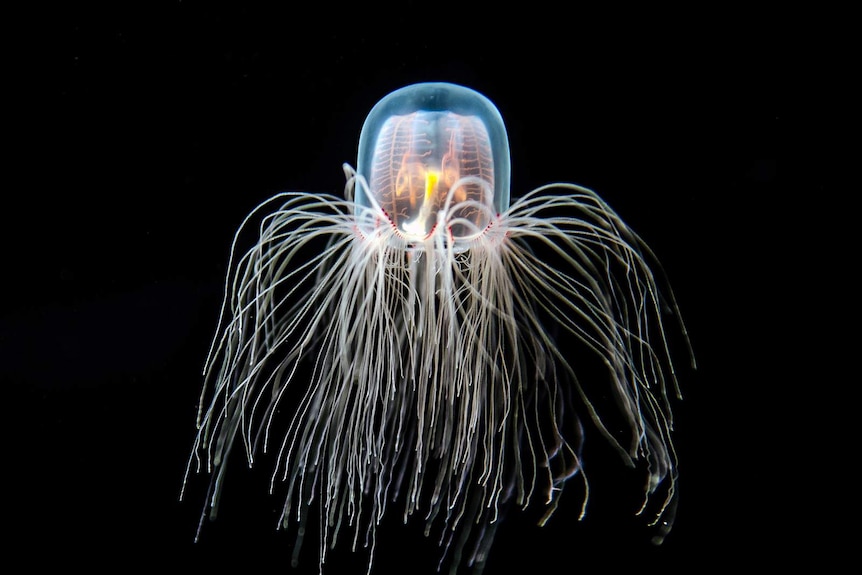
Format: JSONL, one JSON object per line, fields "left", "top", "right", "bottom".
{"left": 182, "top": 167, "right": 690, "bottom": 573}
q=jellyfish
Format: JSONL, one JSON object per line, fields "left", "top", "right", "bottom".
{"left": 182, "top": 82, "right": 693, "bottom": 574}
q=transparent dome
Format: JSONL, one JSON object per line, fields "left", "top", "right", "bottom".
{"left": 355, "top": 83, "right": 510, "bottom": 246}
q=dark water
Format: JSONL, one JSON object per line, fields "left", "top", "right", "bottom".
{"left": 5, "top": 2, "right": 797, "bottom": 572}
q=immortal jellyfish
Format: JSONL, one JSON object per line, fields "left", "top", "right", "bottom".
{"left": 183, "top": 82, "right": 692, "bottom": 573}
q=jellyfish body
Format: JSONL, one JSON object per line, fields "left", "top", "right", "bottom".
{"left": 183, "top": 83, "right": 691, "bottom": 573}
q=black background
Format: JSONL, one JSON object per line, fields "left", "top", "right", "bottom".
{"left": 5, "top": 2, "right": 833, "bottom": 573}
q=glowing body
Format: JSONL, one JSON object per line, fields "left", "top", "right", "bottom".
{"left": 183, "top": 83, "right": 691, "bottom": 574}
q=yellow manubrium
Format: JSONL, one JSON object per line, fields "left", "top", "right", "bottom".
{"left": 424, "top": 170, "right": 439, "bottom": 202}
{"left": 401, "top": 169, "right": 439, "bottom": 238}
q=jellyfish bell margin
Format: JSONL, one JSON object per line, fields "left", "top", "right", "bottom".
{"left": 181, "top": 82, "right": 694, "bottom": 573}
